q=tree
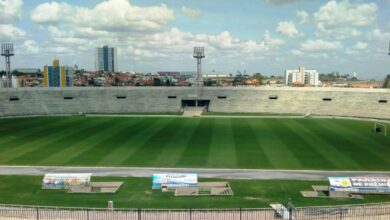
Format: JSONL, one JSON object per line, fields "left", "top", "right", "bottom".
{"left": 253, "top": 73, "right": 264, "bottom": 85}
{"left": 383, "top": 74, "right": 390, "bottom": 88}
{"left": 153, "top": 77, "right": 162, "bottom": 86}
{"left": 233, "top": 75, "right": 244, "bottom": 86}
{"left": 11, "top": 70, "right": 21, "bottom": 76}
{"left": 165, "top": 78, "right": 174, "bottom": 87}
{"left": 204, "top": 79, "right": 217, "bottom": 87}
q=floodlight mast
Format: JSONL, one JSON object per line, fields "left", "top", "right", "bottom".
{"left": 1, "top": 43, "right": 14, "bottom": 88}
{"left": 388, "top": 42, "right": 390, "bottom": 56}
{"left": 193, "top": 47, "right": 205, "bottom": 87}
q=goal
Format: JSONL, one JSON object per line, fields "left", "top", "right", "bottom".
{"left": 374, "top": 122, "right": 387, "bottom": 136}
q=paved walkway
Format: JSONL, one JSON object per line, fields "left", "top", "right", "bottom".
{"left": 0, "top": 166, "right": 389, "bottom": 180}
{"left": 85, "top": 114, "right": 390, "bottom": 123}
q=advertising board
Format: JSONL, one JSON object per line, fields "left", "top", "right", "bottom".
{"left": 328, "top": 177, "right": 390, "bottom": 194}
{"left": 152, "top": 173, "right": 198, "bottom": 189}
{"left": 42, "top": 173, "right": 92, "bottom": 189}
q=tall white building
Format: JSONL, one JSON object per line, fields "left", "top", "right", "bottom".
{"left": 95, "top": 45, "right": 117, "bottom": 72}
{"left": 285, "top": 66, "right": 320, "bottom": 86}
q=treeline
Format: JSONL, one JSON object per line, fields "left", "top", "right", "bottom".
{"left": 319, "top": 72, "right": 358, "bottom": 82}
{"left": 383, "top": 74, "right": 390, "bottom": 88}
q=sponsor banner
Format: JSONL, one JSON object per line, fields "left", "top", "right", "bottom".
{"left": 328, "top": 177, "right": 390, "bottom": 193}
{"left": 152, "top": 173, "right": 198, "bottom": 189}
{"left": 42, "top": 173, "right": 92, "bottom": 189}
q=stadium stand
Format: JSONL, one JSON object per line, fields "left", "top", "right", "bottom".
{"left": 0, "top": 87, "right": 389, "bottom": 119}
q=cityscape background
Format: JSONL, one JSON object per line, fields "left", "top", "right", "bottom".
{"left": 1, "top": 0, "right": 390, "bottom": 88}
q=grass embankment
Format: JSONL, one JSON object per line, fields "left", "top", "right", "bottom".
{"left": 1, "top": 176, "right": 390, "bottom": 208}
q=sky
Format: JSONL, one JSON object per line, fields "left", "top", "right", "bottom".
{"left": 1, "top": 0, "right": 390, "bottom": 79}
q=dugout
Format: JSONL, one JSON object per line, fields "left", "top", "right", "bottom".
{"left": 181, "top": 99, "right": 210, "bottom": 108}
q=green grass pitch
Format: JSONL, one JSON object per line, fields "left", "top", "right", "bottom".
{"left": 1, "top": 175, "right": 390, "bottom": 208}
{"left": 0, "top": 116, "right": 389, "bottom": 170}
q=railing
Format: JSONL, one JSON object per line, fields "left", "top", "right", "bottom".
{"left": 0, "top": 203, "right": 390, "bottom": 220}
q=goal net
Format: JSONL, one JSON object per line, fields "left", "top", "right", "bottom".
{"left": 374, "top": 123, "right": 387, "bottom": 136}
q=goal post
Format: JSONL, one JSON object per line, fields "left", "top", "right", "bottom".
{"left": 374, "top": 122, "right": 387, "bottom": 136}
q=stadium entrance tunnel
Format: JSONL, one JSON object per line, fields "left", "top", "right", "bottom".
{"left": 182, "top": 99, "right": 211, "bottom": 109}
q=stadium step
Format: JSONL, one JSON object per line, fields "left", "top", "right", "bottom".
{"left": 183, "top": 107, "right": 204, "bottom": 117}
{"left": 270, "top": 203, "right": 293, "bottom": 220}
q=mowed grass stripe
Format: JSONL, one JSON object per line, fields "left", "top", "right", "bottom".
{"left": 324, "top": 120, "right": 390, "bottom": 165}
{"left": 335, "top": 120, "right": 390, "bottom": 151}
{"left": 0, "top": 117, "right": 54, "bottom": 142}
{"left": 272, "top": 119, "right": 335, "bottom": 169}
{"left": 247, "top": 119, "right": 292, "bottom": 168}
{"left": 292, "top": 119, "right": 361, "bottom": 170}
{"left": 207, "top": 118, "right": 238, "bottom": 168}
{"left": 95, "top": 118, "right": 153, "bottom": 166}
{"left": 36, "top": 118, "right": 118, "bottom": 165}
{"left": 58, "top": 118, "right": 152, "bottom": 166}
{"left": 124, "top": 118, "right": 180, "bottom": 166}
{"left": 7, "top": 118, "right": 115, "bottom": 165}
{"left": 176, "top": 118, "right": 215, "bottom": 167}
{"left": 64, "top": 118, "right": 134, "bottom": 166}
{"left": 0, "top": 117, "right": 71, "bottom": 146}
{"left": 0, "top": 117, "right": 389, "bottom": 170}
{"left": 231, "top": 118, "right": 272, "bottom": 169}
{"left": 259, "top": 119, "right": 303, "bottom": 169}
{"left": 90, "top": 118, "right": 168, "bottom": 166}
{"left": 312, "top": 120, "right": 390, "bottom": 170}
{"left": 152, "top": 119, "right": 200, "bottom": 167}
{"left": 119, "top": 118, "right": 175, "bottom": 166}
{"left": 0, "top": 118, "right": 83, "bottom": 163}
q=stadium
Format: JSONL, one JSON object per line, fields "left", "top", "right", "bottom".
{"left": 1, "top": 0, "right": 390, "bottom": 218}
{"left": 0, "top": 86, "right": 390, "bottom": 219}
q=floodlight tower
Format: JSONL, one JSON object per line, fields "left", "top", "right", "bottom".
{"left": 193, "top": 47, "right": 205, "bottom": 87}
{"left": 388, "top": 42, "right": 390, "bottom": 56}
{"left": 1, "top": 43, "right": 14, "bottom": 88}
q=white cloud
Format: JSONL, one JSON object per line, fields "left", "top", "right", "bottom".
{"left": 314, "top": 0, "right": 377, "bottom": 27}
{"left": 134, "top": 28, "right": 284, "bottom": 58}
{"left": 29, "top": 0, "right": 286, "bottom": 67}
{"left": 0, "top": 24, "right": 26, "bottom": 40}
{"left": 301, "top": 39, "right": 342, "bottom": 51}
{"left": 31, "top": 0, "right": 175, "bottom": 33}
{"left": 296, "top": 10, "right": 309, "bottom": 24}
{"left": 0, "top": 0, "right": 23, "bottom": 24}
{"left": 264, "top": 0, "right": 309, "bottom": 5}
{"left": 313, "top": 0, "right": 377, "bottom": 39}
{"left": 46, "top": 46, "right": 74, "bottom": 54}
{"left": 276, "top": 21, "right": 300, "bottom": 38}
{"left": 291, "top": 49, "right": 304, "bottom": 56}
{"left": 367, "top": 28, "right": 390, "bottom": 42}
{"left": 345, "top": 48, "right": 359, "bottom": 55}
{"left": 263, "top": 30, "right": 284, "bottom": 47}
{"left": 181, "top": 6, "right": 201, "bottom": 18}
{"left": 353, "top": 42, "right": 368, "bottom": 50}
{"left": 20, "top": 40, "right": 40, "bottom": 54}
{"left": 30, "top": 2, "right": 70, "bottom": 24}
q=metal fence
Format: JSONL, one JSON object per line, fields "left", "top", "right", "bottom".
{"left": 0, "top": 203, "right": 390, "bottom": 220}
